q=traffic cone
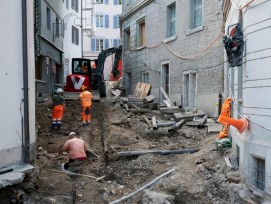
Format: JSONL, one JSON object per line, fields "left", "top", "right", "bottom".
{"left": 218, "top": 116, "right": 248, "bottom": 133}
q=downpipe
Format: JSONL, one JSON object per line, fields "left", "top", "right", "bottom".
{"left": 22, "top": 0, "right": 30, "bottom": 163}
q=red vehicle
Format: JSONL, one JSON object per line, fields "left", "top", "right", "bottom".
{"left": 64, "top": 46, "right": 122, "bottom": 99}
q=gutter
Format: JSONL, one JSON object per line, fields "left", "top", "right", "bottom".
{"left": 120, "top": 0, "right": 154, "bottom": 21}
{"left": 22, "top": 0, "right": 30, "bottom": 163}
{"left": 81, "top": 0, "right": 83, "bottom": 58}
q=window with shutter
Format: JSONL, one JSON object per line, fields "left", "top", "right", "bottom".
{"left": 104, "top": 39, "right": 109, "bottom": 49}
{"left": 91, "top": 38, "right": 96, "bottom": 51}
{"left": 113, "top": 15, "right": 119, "bottom": 29}
{"left": 105, "top": 15, "right": 109, "bottom": 28}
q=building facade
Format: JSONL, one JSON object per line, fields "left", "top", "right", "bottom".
{"left": 35, "top": 0, "right": 64, "bottom": 97}
{"left": 0, "top": 0, "right": 35, "bottom": 168}
{"left": 82, "top": 0, "right": 122, "bottom": 80}
{"left": 121, "top": 0, "right": 224, "bottom": 117}
{"left": 223, "top": 0, "right": 271, "bottom": 201}
{"left": 63, "top": 0, "right": 82, "bottom": 82}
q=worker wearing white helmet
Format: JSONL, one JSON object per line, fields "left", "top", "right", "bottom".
{"left": 51, "top": 88, "right": 65, "bottom": 129}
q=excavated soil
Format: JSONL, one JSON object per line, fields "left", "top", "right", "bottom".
{"left": 0, "top": 95, "right": 234, "bottom": 204}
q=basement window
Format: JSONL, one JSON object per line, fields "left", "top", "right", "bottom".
{"left": 254, "top": 157, "right": 265, "bottom": 191}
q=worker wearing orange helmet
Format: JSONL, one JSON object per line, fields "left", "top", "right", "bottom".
{"left": 78, "top": 85, "right": 93, "bottom": 125}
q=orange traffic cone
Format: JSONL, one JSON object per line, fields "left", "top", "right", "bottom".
{"left": 218, "top": 116, "right": 248, "bottom": 133}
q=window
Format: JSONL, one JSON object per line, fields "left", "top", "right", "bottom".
{"left": 71, "top": 0, "right": 78, "bottom": 12}
{"left": 124, "top": 28, "right": 130, "bottom": 51}
{"left": 66, "top": 0, "right": 69, "bottom": 9}
{"left": 113, "top": 15, "right": 119, "bottom": 29}
{"left": 113, "top": 39, "right": 119, "bottom": 47}
{"left": 190, "top": 0, "right": 202, "bottom": 29}
{"left": 96, "top": 14, "right": 109, "bottom": 28}
{"left": 95, "top": 0, "right": 103, "bottom": 3}
{"left": 167, "top": 3, "right": 176, "bottom": 38}
{"left": 72, "top": 26, "right": 79, "bottom": 45}
{"left": 47, "top": 7, "right": 51, "bottom": 30}
{"left": 91, "top": 38, "right": 109, "bottom": 52}
{"left": 55, "top": 17, "right": 60, "bottom": 36}
{"left": 55, "top": 63, "right": 63, "bottom": 84}
{"left": 183, "top": 72, "right": 197, "bottom": 108}
{"left": 96, "top": 15, "right": 104, "bottom": 27}
{"left": 255, "top": 158, "right": 265, "bottom": 191}
{"left": 142, "top": 72, "right": 149, "bottom": 83}
{"left": 114, "top": 0, "right": 122, "bottom": 5}
{"left": 35, "top": 56, "right": 46, "bottom": 81}
{"left": 137, "top": 19, "right": 146, "bottom": 46}
{"left": 104, "top": 0, "right": 109, "bottom": 4}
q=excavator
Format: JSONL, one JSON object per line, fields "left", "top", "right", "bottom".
{"left": 63, "top": 45, "right": 122, "bottom": 100}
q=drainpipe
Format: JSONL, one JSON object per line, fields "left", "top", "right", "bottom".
{"left": 22, "top": 0, "right": 30, "bottom": 163}
{"left": 81, "top": 0, "right": 83, "bottom": 58}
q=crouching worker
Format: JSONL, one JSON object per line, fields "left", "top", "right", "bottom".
{"left": 56, "top": 132, "right": 87, "bottom": 170}
{"left": 79, "top": 85, "right": 93, "bottom": 125}
{"left": 51, "top": 88, "right": 65, "bottom": 129}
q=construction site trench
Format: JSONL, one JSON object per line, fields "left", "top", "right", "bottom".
{"left": 1, "top": 95, "right": 242, "bottom": 204}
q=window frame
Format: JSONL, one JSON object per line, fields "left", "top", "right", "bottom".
{"left": 255, "top": 157, "right": 265, "bottom": 191}
{"left": 71, "top": 0, "right": 79, "bottom": 12}
{"left": 47, "top": 7, "right": 51, "bottom": 30}
{"left": 190, "top": 0, "right": 203, "bottom": 30}
{"left": 124, "top": 28, "right": 131, "bottom": 51}
{"left": 66, "top": 0, "right": 69, "bottom": 9}
{"left": 137, "top": 18, "right": 146, "bottom": 47}
{"left": 72, "top": 26, "right": 79, "bottom": 45}
{"left": 167, "top": 2, "right": 176, "bottom": 38}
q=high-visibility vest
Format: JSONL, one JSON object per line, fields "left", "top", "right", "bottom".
{"left": 79, "top": 91, "right": 93, "bottom": 107}
{"left": 217, "top": 97, "right": 231, "bottom": 125}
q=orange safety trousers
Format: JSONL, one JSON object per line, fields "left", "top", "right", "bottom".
{"left": 52, "top": 105, "right": 64, "bottom": 128}
{"left": 81, "top": 106, "right": 91, "bottom": 124}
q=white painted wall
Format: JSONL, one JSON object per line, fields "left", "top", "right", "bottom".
{"left": 0, "top": 0, "right": 35, "bottom": 168}
{"left": 63, "top": 0, "right": 82, "bottom": 78}
{"left": 82, "top": 0, "right": 122, "bottom": 80}
{"left": 225, "top": 0, "right": 271, "bottom": 199}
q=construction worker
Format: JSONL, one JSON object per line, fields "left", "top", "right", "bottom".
{"left": 79, "top": 85, "right": 93, "bottom": 125}
{"left": 56, "top": 132, "right": 87, "bottom": 170}
{"left": 51, "top": 88, "right": 65, "bottom": 129}
{"left": 81, "top": 62, "right": 88, "bottom": 73}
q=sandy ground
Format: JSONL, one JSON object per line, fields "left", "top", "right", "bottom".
{"left": 0, "top": 94, "right": 236, "bottom": 204}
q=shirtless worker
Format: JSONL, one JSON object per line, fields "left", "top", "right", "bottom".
{"left": 56, "top": 132, "right": 87, "bottom": 170}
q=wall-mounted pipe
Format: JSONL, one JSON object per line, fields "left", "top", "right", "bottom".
{"left": 22, "top": 0, "right": 30, "bottom": 163}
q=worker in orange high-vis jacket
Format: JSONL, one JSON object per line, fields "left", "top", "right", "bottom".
{"left": 79, "top": 85, "right": 93, "bottom": 125}
{"left": 51, "top": 88, "right": 65, "bottom": 129}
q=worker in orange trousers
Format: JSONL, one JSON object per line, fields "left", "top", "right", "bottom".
{"left": 51, "top": 88, "right": 65, "bottom": 129}
{"left": 79, "top": 85, "right": 93, "bottom": 125}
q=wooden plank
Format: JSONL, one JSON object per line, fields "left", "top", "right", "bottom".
{"left": 160, "top": 87, "right": 171, "bottom": 103}
{"left": 141, "top": 84, "right": 151, "bottom": 98}
{"left": 163, "top": 100, "right": 171, "bottom": 108}
{"left": 137, "top": 83, "right": 147, "bottom": 98}
{"left": 133, "top": 82, "right": 141, "bottom": 97}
